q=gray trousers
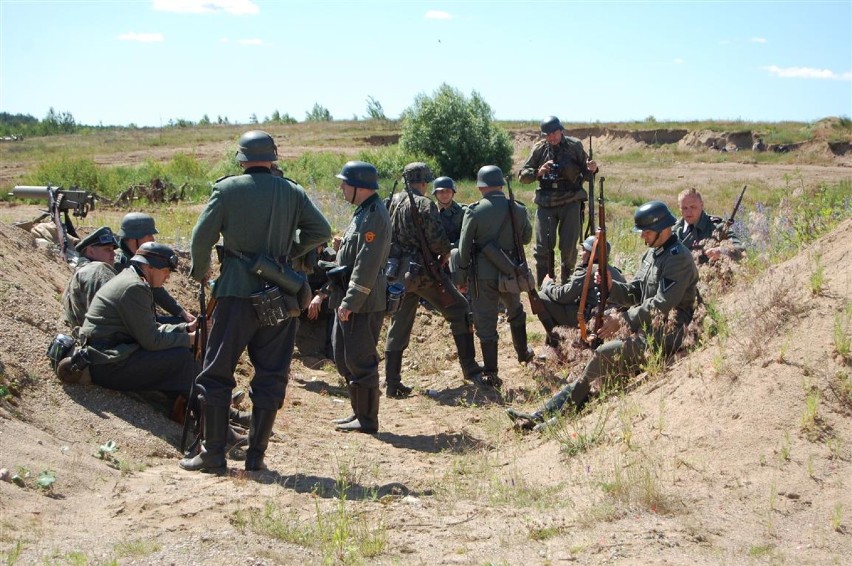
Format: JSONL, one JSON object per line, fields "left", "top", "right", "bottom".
{"left": 470, "top": 278, "right": 525, "bottom": 343}
{"left": 91, "top": 347, "right": 199, "bottom": 395}
{"left": 386, "top": 276, "right": 470, "bottom": 352}
{"left": 332, "top": 310, "right": 384, "bottom": 389}
{"left": 534, "top": 201, "right": 582, "bottom": 286}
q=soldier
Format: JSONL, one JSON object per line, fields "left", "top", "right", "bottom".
{"left": 674, "top": 188, "right": 744, "bottom": 263}
{"left": 457, "top": 165, "right": 534, "bottom": 387}
{"left": 115, "top": 212, "right": 194, "bottom": 325}
{"left": 518, "top": 116, "right": 598, "bottom": 286}
{"left": 328, "top": 161, "right": 390, "bottom": 433}
{"left": 295, "top": 243, "right": 337, "bottom": 361}
{"left": 536, "top": 235, "right": 626, "bottom": 347}
{"left": 432, "top": 176, "right": 466, "bottom": 248}
{"left": 181, "top": 130, "right": 331, "bottom": 472}
{"left": 384, "top": 163, "right": 483, "bottom": 397}
{"left": 62, "top": 226, "right": 118, "bottom": 328}
{"left": 79, "top": 242, "right": 199, "bottom": 398}
{"left": 507, "top": 201, "right": 699, "bottom": 428}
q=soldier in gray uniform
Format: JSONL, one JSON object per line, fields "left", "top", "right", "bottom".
{"left": 80, "top": 242, "right": 198, "bottom": 396}
{"left": 457, "top": 165, "right": 534, "bottom": 387}
{"left": 384, "top": 163, "right": 483, "bottom": 397}
{"left": 115, "top": 212, "right": 194, "bottom": 325}
{"left": 181, "top": 130, "right": 331, "bottom": 472}
{"left": 674, "top": 188, "right": 744, "bottom": 263}
{"left": 536, "top": 235, "right": 625, "bottom": 347}
{"left": 329, "top": 161, "right": 390, "bottom": 433}
{"left": 432, "top": 176, "right": 466, "bottom": 248}
{"left": 518, "top": 116, "right": 598, "bottom": 286}
{"left": 62, "top": 226, "right": 118, "bottom": 328}
{"left": 507, "top": 201, "right": 698, "bottom": 428}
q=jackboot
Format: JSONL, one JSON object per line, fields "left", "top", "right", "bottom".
{"left": 331, "top": 382, "right": 357, "bottom": 425}
{"left": 511, "top": 323, "right": 535, "bottom": 363}
{"left": 453, "top": 332, "right": 484, "bottom": 383}
{"left": 478, "top": 339, "right": 502, "bottom": 388}
{"left": 179, "top": 404, "right": 229, "bottom": 472}
{"left": 538, "top": 314, "right": 560, "bottom": 348}
{"left": 384, "top": 350, "right": 412, "bottom": 398}
{"left": 336, "top": 385, "right": 379, "bottom": 433}
{"left": 245, "top": 408, "right": 277, "bottom": 471}
{"left": 229, "top": 407, "right": 251, "bottom": 429}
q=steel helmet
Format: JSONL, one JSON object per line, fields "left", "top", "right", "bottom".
{"left": 540, "top": 116, "right": 564, "bottom": 135}
{"left": 582, "top": 235, "right": 611, "bottom": 261}
{"left": 117, "top": 212, "right": 158, "bottom": 240}
{"left": 235, "top": 130, "right": 278, "bottom": 162}
{"left": 130, "top": 242, "right": 178, "bottom": 272}
{"left": 402, "top": 162, "right": 434, "bottom": 184}
{"left": 476, "top": 165, "right": 505, "bottom": 188}
{"left": 633, "top": 201, "right": 677, "bottom": 232}
{"left": 335, "top": 161, "right": 379, "bottom": 191}
{"left": 431, "top": 176, "right": 456, "bottom": 194}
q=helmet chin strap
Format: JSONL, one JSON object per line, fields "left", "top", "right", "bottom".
{"left": 350, "top": 186, "right": 357, "bottom": 205}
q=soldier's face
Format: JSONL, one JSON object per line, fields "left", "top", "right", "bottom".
{"left": 86, "top": 244, "right": 116, "bottom": 263}
{"left": 339, "top": 182, "right": 355, "bottom": 202}
{"left": 545, "top": 130, "right": 563, "bottom": 146}
{"left": 433, "top": 188, "right": 454, "bottom": 205}
{"left": 641, "top": 229, "right": 661, "bottom": 248}
{"left": 679, "top": 195, "right": 703, "bottom": 225}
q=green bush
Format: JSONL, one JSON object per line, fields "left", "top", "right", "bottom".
{"left": 400, "top": 83, "right": 513, "bottom": 180}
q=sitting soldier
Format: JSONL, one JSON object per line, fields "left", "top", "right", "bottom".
{"left": 674, "top": 188, "right": 744, "bottom": 264}
{"left": 536, "top": 235, "right": 625, "bottom": 347}
{"left": 62, "top": 226, "right": 118, "bottom": 329}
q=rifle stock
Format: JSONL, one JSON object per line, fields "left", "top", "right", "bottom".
{"left": 506, "top": 178, "right": 544, "bottom": 315}
{"left": 578, "top": 177, "right": 608, "bottom": 347}
{"left": 180, "top": 282, "right": 209, "bottom": 455}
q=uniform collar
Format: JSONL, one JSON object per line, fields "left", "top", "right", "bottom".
{"left": 244, "top": 166, "right": 272, "bottom": 174}
{"left": 654, "top": 235, "right": 680, "bottom": 257}
{"left": 357, "top": 192, "right": 381, "bottom": 212}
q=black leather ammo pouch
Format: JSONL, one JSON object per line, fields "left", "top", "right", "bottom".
{"left": 250, "top": 286, "right": 291, "bottom": 327}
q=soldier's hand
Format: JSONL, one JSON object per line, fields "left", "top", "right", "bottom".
{"left": 457, "top": 283, "right": 468, "bottom": 294}
{"left": 596, "top": 314, "right": 623, "bottom": 339}
{"left": 332, "top": 236, "right": 342, "bottom": 251}
{"left": 307, "top": 294, "right": 324, "bottom": 320}
{"left": 538, "top": 160, "right": 555, "bottom": 178}
{"left": 182, "top": 310, "right": 197, "bottom": 325}
{"left": 587, "top": 159, "right": 598, "bottom": 173}
{"left": 705, "top": 247, "right": 722, "bottom": 261}
{"left": 542, "top": 274, "right": 554, "bottom": 287}
{"left": 337, "top": 306, "right": 352, "bottom": 322}
{"left": 593, "top": 269, "right": 614, "bottom": 290}
{"left": 186, "top": 318, "right": 198, "bottom": 332}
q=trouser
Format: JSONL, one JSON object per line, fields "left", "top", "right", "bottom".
{"left": 332, "top": 310, "right": 384, "bottom": 388}
{"left": 90, "top": 347, "right": 199, "bottom": 394}
{"left": 469, "top": 279, "right": 524, "bottom": 343}
{"left": 385, "top": 276, "right": 471, "bottom": 352}
{"left": 296, "top": 309, "right": 333, "bottom": 358}
{"left": 538, "top": 293, "right": 581, "bottom": 328}
{"left": 534, "top": 201, "right": 582, "bottom": 286}
{"left": 196, "top": 297, "right": 297, "bottom": 411}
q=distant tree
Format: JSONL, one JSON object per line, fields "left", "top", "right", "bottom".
{"left": 365, "top": 96, "right": 387, "bottom": 121}
{"left": 249, "top": 113, "right": 259, "bottom": 124}
{"left": 280, "top": 113, "right": 297, "bottom": 125}
{"left": 305, "top": 103, "right": 332, "bottom": 122}
{"left": 199, "top": 114, "right": 211, "bottom": 126}
{"left": 400, "top": 83, "right": 512, "bottom": 179}
{"left": 217, "top": 115, "right": 230, "bottom": 125}
{"left": 43, "top": 107, "right": 77, "bottom": 135}
{"left": 270, "top": 110, "right": 281, "bottom": 123}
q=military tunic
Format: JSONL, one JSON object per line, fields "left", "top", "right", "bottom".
{"left": 330, "top": 192, "right": 391, "bottom": 388}
{"left": 62, "top": 258, "right": 117, "bottom": 328}
{"left": 437, "top": 201, "right": 467, "bottom": 248}
{"left": 568, "top": 235, "right": 698, "bottom": 405}
{"left": 518, "top": 135, "right": 592, "bottom": 285}
{"left": 539, "top": 262, "right": 626, "bottom": 327}
{"left": 457, "top": 191, "right": 532, "bottom": 342}
{"left": 115, "top": 246, "right": 185, "bottom": 321}
{"left": 79, "top": 266, "right": 198, "bottom": 394}
{"left": 674, "top": 211, "right": 743, "bottom": 262}
{"left": 190, "top": 167, "right": 332, "bottom": 409}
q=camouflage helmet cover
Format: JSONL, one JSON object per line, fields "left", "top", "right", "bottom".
{"left": 402, "top": 162, "right": 434, "bottom": 184}
{"left": 633, "top": 201, "right": 677, "bottom": 233}
{"left": 476, "top": 165, "right": 505, "bottom": 188}
{"left": 117, "top": 212, "right": 158, "bottom": 240}
{"left": 235, "top": 130, "right": 278, "bottom": 162}
{"left": 431, "top": 176, "right": 456, "bottom": 194}
{"left": 336, "top": 161, "right": 379, "bottom": 191}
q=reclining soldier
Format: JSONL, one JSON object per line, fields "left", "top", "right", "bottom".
{"left": 536, "top": 235, "right": 625, "bottom": 347}
{"left": 62, "top": 226, "right": 118, "bottom": 329}
{"left": 674, "top": 188, "right": 744, "bottom": 264}
{"left": 507, "top": 201, "right": 698, "bottom": 429}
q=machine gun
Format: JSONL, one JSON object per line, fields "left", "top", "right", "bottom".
{"left": 578, "top": 177, "right": 608, "bottom": 347}
{"left": 10, "top": 185, "right": 99, "bottom": 260}
{"left": 506, "top": 177, "right": 544, "bottom": 315}
{"left": 403, "top": 179, "right": 457, "bottom": 308}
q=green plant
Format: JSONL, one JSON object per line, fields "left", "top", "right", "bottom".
{"left": 551, "top": 402, "right": 613, "bottom": 456}
{"left": 801, "top": 388, "right": 822, "bottom": 440}
{"left": 400, "top": 83, "right": 512, "bottom": 179}
{"left": 599, "top": 451, "right": 671, "bottom": 515}
{"left": 778, "top": 432, "right": 791, "bottom": 463}
{"left": 36, "top": 470, "right": 55, "bottom": 491}
{"left": 2, "top": 540, "right": 23, "bottom": 565}
{"left": 830, "top": 503, "right": 844, "bottom": 532}
{"left": 114, "top": 539, "right": 161, "bottom": 558}
{"left": 833, "top": 303, "right": 851, "bottom": 360}
{"left": 809, "top": 252, "right": 825, "bottom": 295}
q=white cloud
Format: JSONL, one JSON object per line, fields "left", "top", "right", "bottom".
{"left": 153, "top": 0, "right": 259, "bottom": 15}
{"left": 117, "top": 32, "right": 165, "bottom": 42}
{"left": 425, "top": 10, "right": 453, "bottom": 20}
{"left": 237, "top": 38, "right": 263, "bottom": 45}
{"left": 750, "top": 37, "right": 767, "bottom": 43}
{"left": 765, "top": 65, "right": 852, "bottom": 81}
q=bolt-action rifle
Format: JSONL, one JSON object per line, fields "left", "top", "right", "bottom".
{"left": 10, "top": 185, "right": 100, "bottom": 260}
{"left": 715, "top": 185, "right": 747, "bottom": 240}
{"left": 578, "top": 177, "right": 608, "bottom": 347}
{"left": 180, "top": 281, "right": 211, "bottom": 456}
{"left": 585, "top": 136, "right": 596, "bottom": 238}
{"left": 506, "top": 177, "right": 544, "bottom": 315}
{"left": 403, "top": 180, "right": 457, "bottom": 308}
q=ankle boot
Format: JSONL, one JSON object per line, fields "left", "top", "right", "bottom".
{"left": 384, "top": 350, "right": 412, "bottom": 398}
{"left": 179, "top": 404, "right": 229, "bottom": 472}
{"left": 510, "top": 323, "right": 535, "bottom": 363}
{"left": 245, "top": 408, "right": 277, "bottom": 471}
{"left": 331, "top": 382, "right": 357, "bottom": 424}
{"left": 453, "top": 332, "right": 484, "bottom": 383}
{"left": 336, "top": 385, "right": 379, "bottom": 433}
{"left": 479, "top": 340, "right": 501, "bottom": 388}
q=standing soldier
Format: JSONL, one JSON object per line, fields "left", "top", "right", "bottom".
{"left": 328, "top": 161, "right": 390, "bottom": 433}
{"left": 432, "top": 176, "right": 466, "bottom": 248}
{"left": 62, "top": 226, "right": 118, "bottom": 328}
{"left": 457, "top": 165, "right": 534, "bottom": 387}
{"left": 384, "top": 163, "right": 483, "bottom": 397}
{"left": 507, "top": 201, "right": 698, "bottom": 428}
{"left": 180, "top": 130, "right": 331, "bottom": 473}
{"left": 518, "top": 116, "right": 598, "bottom": 286}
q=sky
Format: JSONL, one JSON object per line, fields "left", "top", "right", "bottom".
{"left": 1, "top": 0, "right": 850, "bottom": 127}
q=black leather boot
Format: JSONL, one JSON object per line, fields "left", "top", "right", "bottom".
{"left": 384, "top": 350, "right": 412, "bottom": 398}
{"left": 245, "top": 408, "right": 277, "bottom": 471}
{"left": 537, "top": 314, "right": 561, "bottom": 348}
{"left": 336, "top": 385, "right": 379, "bottom": 433}
{"left": 479, "top": 339, "right": 501, "bottom": 388}
{"left": 331, "top": 382, "right": 357, "bottom": 425}
{"left": 179, "top": 404, "right": 229, "bottom": 473}
{"left": 453, "top": 332, "right": 484, "bottom": 383}
{"left": 511, "top": 323, "right": 535, "bottom": 363}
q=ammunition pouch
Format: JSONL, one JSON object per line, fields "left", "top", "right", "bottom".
{"left": 386, "top": 282, "right": 405, "bottom": 314}
{"left": 249, "top": 254, "right": 305, "bottom": 295}
{"left": 250, "top": 286, "right": 292, "bottom": 327}
{"left": 480, "top": 241, "right": 517, "bottom": 275}
{"left": 498, "top": 266, "right": 537, "bottom": 295}
{"left": 326, "top": 265, "right": 352, "bottom": 290}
